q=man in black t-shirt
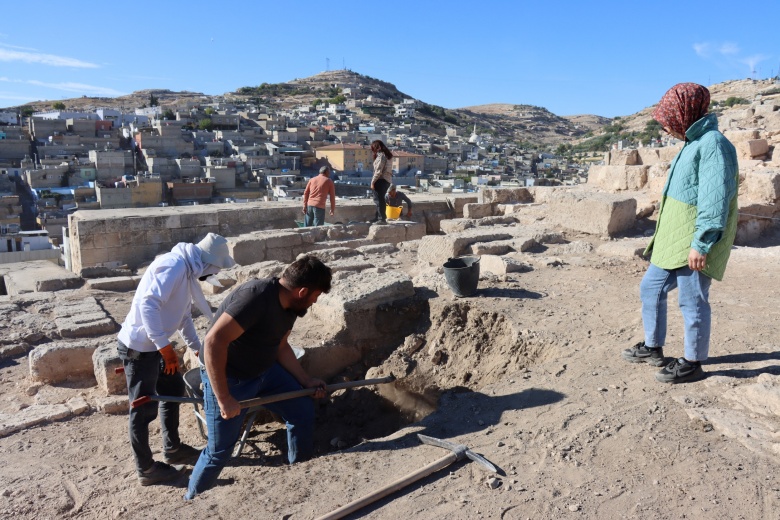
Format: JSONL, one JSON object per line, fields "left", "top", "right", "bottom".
{"left": 186, "top": 256, "right": 332, "bottom": 500}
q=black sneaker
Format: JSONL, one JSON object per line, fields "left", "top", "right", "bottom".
{"left": 164, "top": 443, "right": 201, "bottom": 465}
{"left": 138, "top": 461, "right": 186, "bottom": 486}
{"left": 622, "top": 342, "right": 665, "bottom": 367}
{"left": 375, "top": 219, "right": 387, "bottom": 225}
{"left": 655, "top": 358, "right": 704, "bottom": 384}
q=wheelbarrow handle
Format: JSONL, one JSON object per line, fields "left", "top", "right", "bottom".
{"left": 130, "top": 374, "right": 396, "bottom": 409}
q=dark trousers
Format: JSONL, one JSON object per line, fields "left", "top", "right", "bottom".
{"left": 117, "top": 340, "right": 185, "bottom": 473}
{"left": 373, "top": 178, "right": 390, "bottom": 220}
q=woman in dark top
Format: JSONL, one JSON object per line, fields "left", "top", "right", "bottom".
{"left": 369, "top": 139, "right": 393, "bottom": 224}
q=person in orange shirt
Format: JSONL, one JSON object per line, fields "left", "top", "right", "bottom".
{"left": 302, "top": 166, "right": 336, "bottom": 226}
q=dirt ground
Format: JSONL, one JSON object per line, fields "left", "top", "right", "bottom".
{"left": 1, "top": 226, "right": 780, "bottom": 520}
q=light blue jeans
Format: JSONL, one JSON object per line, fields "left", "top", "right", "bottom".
{"left": 304, "top": 206, "right": 326, "bottom": 226}
{"left": 185, "top": 363, "right": 315, "bottom": 499}
{"left": 640, "top": 263, "right": 712, "bottom": 361}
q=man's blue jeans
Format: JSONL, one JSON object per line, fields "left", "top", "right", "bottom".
{"left": 304, "top": 206, "right": 326, "bottom": 226}
{"left": 185, "top": 362, "right": 315, "bottom": 499}
{"left": 640, "top": 263, "right": 712, "bottom": 361}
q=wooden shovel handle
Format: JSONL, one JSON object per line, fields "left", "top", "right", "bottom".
{"left": 130, "top": 375, "right": 395, "bottom": 409}
{"left": 315, "top": 452, "right": 457, "bottom": 520}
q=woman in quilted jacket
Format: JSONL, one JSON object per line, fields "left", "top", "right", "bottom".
{"left": 622, "top": 83, "right": 738, "bottom": 383}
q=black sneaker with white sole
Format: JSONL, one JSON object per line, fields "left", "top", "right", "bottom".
{"left": 622, "top": 342, "right": 665, "bottom": 367}
{"left": 655, "top": 358, "right": 704, "bottom": 384}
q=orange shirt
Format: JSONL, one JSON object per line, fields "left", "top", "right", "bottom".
{"left": 303, "top": 175, "right": 336, "bottom": 209}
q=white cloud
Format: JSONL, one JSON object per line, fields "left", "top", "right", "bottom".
{"left": 0, "top": 48, "right": 98, "bottom": 68}
{"left": 718, "top": 42, "right": 740, "bottom": 56}
{"left": 693, "top": 42, "right": 710, "bottom": 58}
{"left": 0, "top": 77, "right": 123, "bottom": 97}
{"left": 26, "top": 80, "right": 123, "bottom": 96}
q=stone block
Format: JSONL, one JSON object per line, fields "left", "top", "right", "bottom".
{"left": 588, "top": 165, "right": 649, "bottom": 191}
{"left": 723, "top": 129, "right": 760, "bottom": 143}
{"left": 93, "top": 343, "right": 125, "bottom": 395}
{"left": 3, "top": 262, "right": 83, "bottom": 295}
{"left": 263, "top": 231, "right": 303, "bottom": 249}
{"left": 480, "top": 254, "right": 532, "bottom": 276}
{"left": 29, "top": 341, "right": 99, "bottom": 384}
{"left": 480, "top": 187, "right": 533, "bottom": 204}
{"left": 404, "top": 221, "right": 426, "bottom": 241}
{"left": 56, "top": 316, "right": 115, "bottom": 338}
{"left": 730, "top": 108, "right": 755, "bottom": 120}
{"left": 417, "top": 230, "right": 513, "bottom": 266}
{"left": 304, "top": 247, "right": 361, "bottom": 263}
{"left": 737, "top": 139, "right": 769, "bottom": 159}
{"left": 596, "top": 239, "right": 650, "bottom": 258}
{"left": 470, "top": 242, "right": 512, "bottom": 255}
{"left": 263, "top": 246, "right": 292, "bottom": 263}
{"left": 440, "top": 219, "right": 474, "bottom": 234}
{"left": 754, "top": 104, "right": 777, "bottom": 116}
{"left": 233, "top": 261, "right": 287, "bottom": 285}
{"left": 447, "top": 196, "right": 479, "bottom": 216}
{"left": 606, "top": 149, "right": 640, "bottom": 166}
{"left": 646, "top": 163, "right": 670, "bottom": 194}
{"left": 463, "top": 202, "right": 495, "bottom": 219}
{"left": 356, "top": 244, "right": 397, "bottom": 255}
{"left": 742, "top": 169, "right": 780, "bottom": 203}
{"left": 312, "top": 270, "right": 415, "bottom": 341}
{"left": 86, "top": 276, "right": 139, "bottom": 292}
{"left": 96, "top": 396, "right": 128, "bottom": 415}
{"left": 546, "top": 189, "right": 637, "bottom": 237}
{"left": 366, "top": 223, "right": 407, "bottom": 244}
{"left": 229, "top": 235, "right": 266, "bottom": 265}
{"left": 422, "top": 208, "right": 454, "bottom": 234}
{"left": 180, "top": 211, "right": 219, "bottom": 228}
{"left": 0, "top": 404, "right": 72, "bottom": 437}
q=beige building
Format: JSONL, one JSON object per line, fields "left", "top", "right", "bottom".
{"left": 391, "top": 150, "right": 424, "bottom": 175}
{"left": 315, "top": 143, "right": 372, "bottom": 174}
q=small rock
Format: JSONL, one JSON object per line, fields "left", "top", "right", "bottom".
{"left": 569, "top": 504, "right": 581, "bottom": 512}
{"left": 485, "top": 477, "right": 501, "bottom": 489}
{"left": 25, "top": 383, "right": 42, "bottom": 396}
{"left": 597, "top": 387, "right": 607, "bottom": 392}
{"left": 497, "top": 441, "right": 505, "bottom": 447}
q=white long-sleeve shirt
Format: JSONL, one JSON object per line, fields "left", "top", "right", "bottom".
{"left": 118, "top": 244, "right": 211, "bottom": 353}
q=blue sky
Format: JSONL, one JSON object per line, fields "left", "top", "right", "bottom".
{"left": 1, "top": 0, "right": 777, "bottom": 117}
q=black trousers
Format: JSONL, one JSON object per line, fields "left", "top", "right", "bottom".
{"left": 372, "top": 178, "right": 390, "bottom": 220}
{"left": 117, "top": 340, "right": 185, "bottom": 473}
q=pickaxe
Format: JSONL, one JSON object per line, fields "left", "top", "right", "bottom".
{"left": 130, "top": 375, "right": 396, "bottom": 410}
{"left": 315, "top": 433, "right": 498, "bottom": 520}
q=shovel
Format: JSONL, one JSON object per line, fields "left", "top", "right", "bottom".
{"left": 315, "top": 433, "right": 498, "bottom": 520}
{"left": 130, "top": 374, "right": 396, "bottom": 409}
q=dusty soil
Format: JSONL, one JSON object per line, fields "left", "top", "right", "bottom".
{"left": 1, "top": 227, "right": 780, "bottom": 520}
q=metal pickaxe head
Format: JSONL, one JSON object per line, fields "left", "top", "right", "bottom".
{"left": 417, "top": 434, "right": 498, "bottom": 473}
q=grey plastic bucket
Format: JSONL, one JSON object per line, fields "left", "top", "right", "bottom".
{"left": 443, "top": 256, "right": 480, "bottom": 297}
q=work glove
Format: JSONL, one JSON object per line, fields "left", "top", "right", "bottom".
{"left": 159, "top": 344, "right": 179, "bottom": 375}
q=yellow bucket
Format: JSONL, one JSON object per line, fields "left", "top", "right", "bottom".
{"left": 386, "top": 206, "right": 402, "bottom": 219}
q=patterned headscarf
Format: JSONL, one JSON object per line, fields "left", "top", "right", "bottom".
{"left": 652, "top": 83, "right": 710, "bottom": 138}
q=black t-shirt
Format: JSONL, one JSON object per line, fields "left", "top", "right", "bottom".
{"left": 210, "top": 278, "right": 298, "bottom": 380}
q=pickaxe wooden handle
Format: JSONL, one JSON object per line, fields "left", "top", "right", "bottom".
{"left": 315, "top": 434, "right": 497, "bottom": 520}
{"left": 130, "top": 375, "right": 396, "bottom": 409}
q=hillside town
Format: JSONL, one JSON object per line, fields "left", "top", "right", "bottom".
{"left": 0, "top": 71, "right": 600, "bottom": 260}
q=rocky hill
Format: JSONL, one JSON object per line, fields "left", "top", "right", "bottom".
{"left": 11, "top": 73, "right": 780, "bottom": 150}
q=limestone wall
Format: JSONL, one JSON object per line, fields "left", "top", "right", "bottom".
{"left": 68, "top": 197, "right": 457, "bottom": 273}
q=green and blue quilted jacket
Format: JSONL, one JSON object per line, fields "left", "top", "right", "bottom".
{"left": 644, "top": 113, "right": 738, "bottom": 281}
